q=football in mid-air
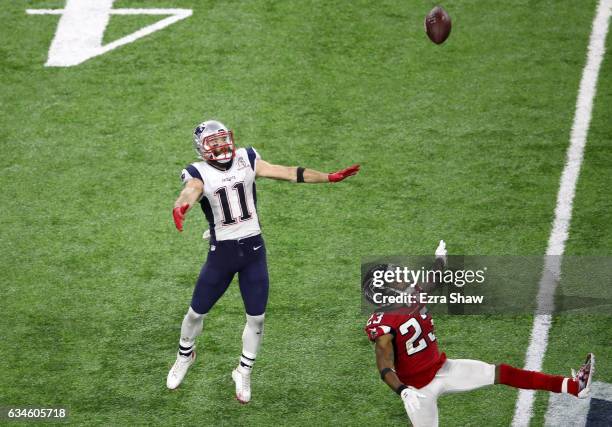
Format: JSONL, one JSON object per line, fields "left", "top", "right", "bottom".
{"left": 425, "top": 6, "right": 452, "bottom": 45}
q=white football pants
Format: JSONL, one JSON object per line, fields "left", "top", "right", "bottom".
{"left": 406, "top": 359, "right": 496, "bottom": 427}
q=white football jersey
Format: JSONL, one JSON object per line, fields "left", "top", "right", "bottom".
{"left": 181, "top": 147, "right": 261, "bottom": 241}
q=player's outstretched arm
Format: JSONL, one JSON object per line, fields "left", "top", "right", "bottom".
{"left": 255, "top": 160, "right": 360, "bottom": 183}
{"left": 172, "top": 179, "right": 204, "bottom": 232}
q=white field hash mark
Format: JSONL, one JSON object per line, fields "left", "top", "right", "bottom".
{"left": 26, "top": 0, "right": 192, "bottom": 67}
{"left": 511, "top": 1, "right": 612, "bottom": 426}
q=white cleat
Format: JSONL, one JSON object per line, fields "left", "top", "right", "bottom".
{"left": 166, "top": 351, "right": 196, "bottom": 390}
{"left": 575, "top": 353, "right": 595, "bottom": 398}
{"left": 232, "top": 366, "right": 252, "bottom": 403}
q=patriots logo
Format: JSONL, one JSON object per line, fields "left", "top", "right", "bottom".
{"left": 237, "top": 158, "right": 248, "bottom": 169}
{"left": 194, "top": 125, "right": 205, "bottom": 138}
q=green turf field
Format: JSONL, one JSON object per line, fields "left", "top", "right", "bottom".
{"left": 1, "top": 0, "right": 611, "bottom": 425}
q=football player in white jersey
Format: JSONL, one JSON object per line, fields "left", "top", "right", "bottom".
{"left": 166, "top": 120, "right": 360, "bottom": 402}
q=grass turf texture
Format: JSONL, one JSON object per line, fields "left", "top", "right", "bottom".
{"left": 1, "top": 0, "right": 611, "bottom": 425}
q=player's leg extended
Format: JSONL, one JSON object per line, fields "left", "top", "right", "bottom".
{"left": 232, "top": 236, "right": 270, "bottom": 403}
{"left": 496, "top": 353, "right": 595, "bottom": 398}
{"left": 167, "top": 258, "right": 235, "bottom": 390}
{"left": 238, "top": 236, "right": 270, "bottom": 367}
{"left": 436, "top": 359, "right": 496, "bottom": 394}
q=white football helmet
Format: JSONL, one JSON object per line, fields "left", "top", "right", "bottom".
{"left": 193, "top": 120, "right": 235, "bottom": 163}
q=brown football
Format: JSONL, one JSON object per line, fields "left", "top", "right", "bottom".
{"left": 425, "top": 6, "right": 452, "bottom": 45}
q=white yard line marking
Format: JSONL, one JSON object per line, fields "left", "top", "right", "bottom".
{"left": 98, "top": 10, "right": 192, "bottom": 60}
{"left": 42, "top": 0, "right": 114, "bottom": 67}
{"left": 26, "top": 0, "right": 192, "bottom": 67}
{"left": 27, "top": 8, "right": 192, "bottom": 15}
{"left": 511, "top": 1, "right": 612, "bottom": 426}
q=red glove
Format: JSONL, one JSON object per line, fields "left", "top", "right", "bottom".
{"left": 328, "top": 164, "right": 360, "bottom": 182}
{"left": 172, "top": 204, "right": 190, "bottom": 232}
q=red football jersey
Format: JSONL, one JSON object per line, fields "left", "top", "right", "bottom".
{"left": 365, "top": 310, "right": 446, "bottom": 389}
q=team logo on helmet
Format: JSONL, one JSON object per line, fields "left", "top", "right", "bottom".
{"left": 194, "top": 125, "right": 205, "bottom": 139}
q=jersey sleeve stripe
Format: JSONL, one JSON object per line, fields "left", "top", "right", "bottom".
{"left": 186, "top": 164, "right": 203, "bottom": 182}
{"left": 246, "top": 147, "right": 258, "bottom": 170}
{"left": 380, "top": 325, "right": 392, "bottom": 334}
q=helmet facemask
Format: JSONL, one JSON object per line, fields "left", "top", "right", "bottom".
{"left": 201, "top": 131, "right": 235, "bottom": 163}
{"left": 193, "top": 121, "right": 235, "bottom": 163}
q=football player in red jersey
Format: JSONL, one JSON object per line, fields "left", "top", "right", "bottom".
{"left": 364, "top": 241, "right": 595, "bottom": 427}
